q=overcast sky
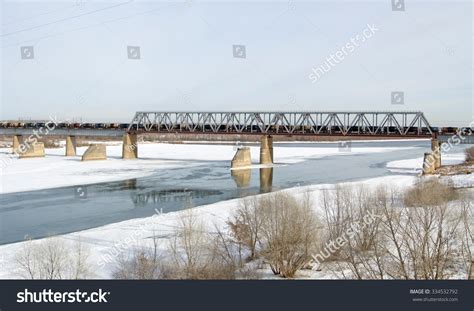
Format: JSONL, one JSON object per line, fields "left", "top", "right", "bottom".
{"left": 0, "top": 0, "right": 472, "bottom": 126}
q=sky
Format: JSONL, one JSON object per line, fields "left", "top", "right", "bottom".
{"left": 0, "top": 0, "right": 472, "bottom": 126}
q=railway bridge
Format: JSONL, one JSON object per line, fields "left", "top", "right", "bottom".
{"left": 1, "top": 111, "right": 472, "bottom": 171}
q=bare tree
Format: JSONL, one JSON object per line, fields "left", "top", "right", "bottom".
{"left": 113, "top": 249, "right": 162, "bottom": 279}
{"left": 259, "top": 192, "right": 320, "bottom": 278}
{"left": 320, "top": 180, "right": 473, "bottom": 280}
{"left": 167, "top": 210, "right": 236, "bottom": 279}
{"left": 113, "top": 233, "right": 163, "bottom": 279}
{"left": 319, "top": 184, "right": 387, "bottom": 279}
{"left": 69, "top": 238, "right": 92, "bottom": 279}
{"left": 227, "top": 196, "right": 263, "bottom": 261}
{"left": 15, "top": 237, "right": 91, "bottom": 279}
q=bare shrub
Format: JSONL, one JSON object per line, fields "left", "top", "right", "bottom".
{"left": 404, "top": 178, "right": 457, "bottom": 207}
{"left": 113, "top": 234, "right": 163, "bottom": 279}
{"left": 320, "top": 185, "right": 352, "bottom": 259}
{"left": 15, "top": 237, "right": 91, "bottom": 279}
{"left": 321, "top": 181, "right": 472, "bottom": 280}
{"left": 70, "top": 238, "right": 92, "bottom": 279}
{"left": 321, "top": 185, "right": 382, "bottom": 255}
{"left": 380, "top": 198, "right": 470, "bottom": 279}
{"left": 167, "top": 211, "right": 236, "bottom": 279}
{"left": 113, "top": 250, "right": 165, "bottom": 279}
{"left": 259, "top": 192, "right": 320, "bottom": 278}
{"left": 319, "top": 184, "right": 386, "bottom": 279}
{"left": 227, "top": 196, "right": 263, "bottom": 261}
{"left": 465, "top": 147, "right": 474, "bottom": 163}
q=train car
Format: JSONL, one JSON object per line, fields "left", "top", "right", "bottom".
{"left": 431, "top": 127, "right": 440, "bottom": 134}
{"left": 7, "top": 122, "right": 20, "bottom": 127}
{"left": 57, "top": 122, "right": 70, "bottom": 128}
{"left": 441, "top": 127, "right": 458, "bottom": 135}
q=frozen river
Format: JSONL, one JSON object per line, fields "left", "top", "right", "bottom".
{"left": 0, "top": 140, "right": 466, "bottom": 245}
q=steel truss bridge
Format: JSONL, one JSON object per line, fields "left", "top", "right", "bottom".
{"left": 128, "top": 111, "right": 434, "bottom": 137}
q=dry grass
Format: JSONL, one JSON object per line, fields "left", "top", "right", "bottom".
{"left": 404, "top": 179, "right": 458, "bottom": 207}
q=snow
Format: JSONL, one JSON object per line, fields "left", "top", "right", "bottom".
{"left": 0, "top": 141, "right": 471, "bottom": 279}
{"left": 386, "top": 152, "right": 467, "bottom": 174}
{"left": 386, "top": 153, "right": 474, "bottom": 188}
{"left": 0, "top": 142, "right": 414, "bottom": 194}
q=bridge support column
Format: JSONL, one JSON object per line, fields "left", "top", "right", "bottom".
{"left": 231, "top": 147, "right": 251, "bottom": 168}
{"left": 122, "top": 133, "right": 138, "bottom": 159}
{"left": 65, "top": 136, "right": 77, "bottom": 156}
{"left": 422, "top": 152, "right": 437, "bottom": 174}
{"left": 12, "top": 135, "right": 23, "bottom": 154}
{"left": 259, "top": 135, "right": 273, "bottom": 165}
{"left": 19, "top": 143, "right": 45, "bottom": 158}
{"left": 82, "top": 144, "right": 107, "bottom": 161}
{"left": 431, "top": 139, "right": 441, "bottom": 169}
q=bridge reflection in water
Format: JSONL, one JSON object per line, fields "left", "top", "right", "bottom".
{"left": 122, "top": 167, "right": 273, "bottom": 208}
{"left": 128, "top": 182, "right": 222, "bottom": 207}
{"left": 231, "top": 167, "right": 273, "bottom": 193}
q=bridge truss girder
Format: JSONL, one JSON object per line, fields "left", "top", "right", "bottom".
{"left": 128, "top": 111, "right": 433, "bottom": 136}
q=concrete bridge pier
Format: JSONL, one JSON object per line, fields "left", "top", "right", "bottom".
{"left": 12, "top": 135, "right": 23, "bottom": 154}
{"left": 82, "top": 144, "right": 107, "bottom": 161}
{"left": 260, "top": 135, "right": 273, "bottom": 165}
{"left": 65, "top": 136, "right": 77, "bottom": 156}
{"left": 231, "top": 147, "right": 251, "bottom": 168}
{"left": 19, "top": 143, "right": 45, "bottom": 158}
{"left": 431, "top": 139, "right": 441, "bottom": 169}
{"left": 422, "top": 152, "right": 437, "bottom": 174}
{"left": 423, "top": 139, "right": 442, "bottom": 174}
{"left": 122, "top": 133, "right": 138, "bottom": 159}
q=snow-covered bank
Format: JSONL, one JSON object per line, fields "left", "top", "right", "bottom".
{"left": 386, "top": 153, "right": 474, "bottom": 187}
{"left": 0, "top": 143, "right": 415, "bottom": 194}
{"left": 386, "top": 153, "right": 466, "bottom": 174}
{"left": 0, "top": 175, "right": 417, "bottom": 279}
